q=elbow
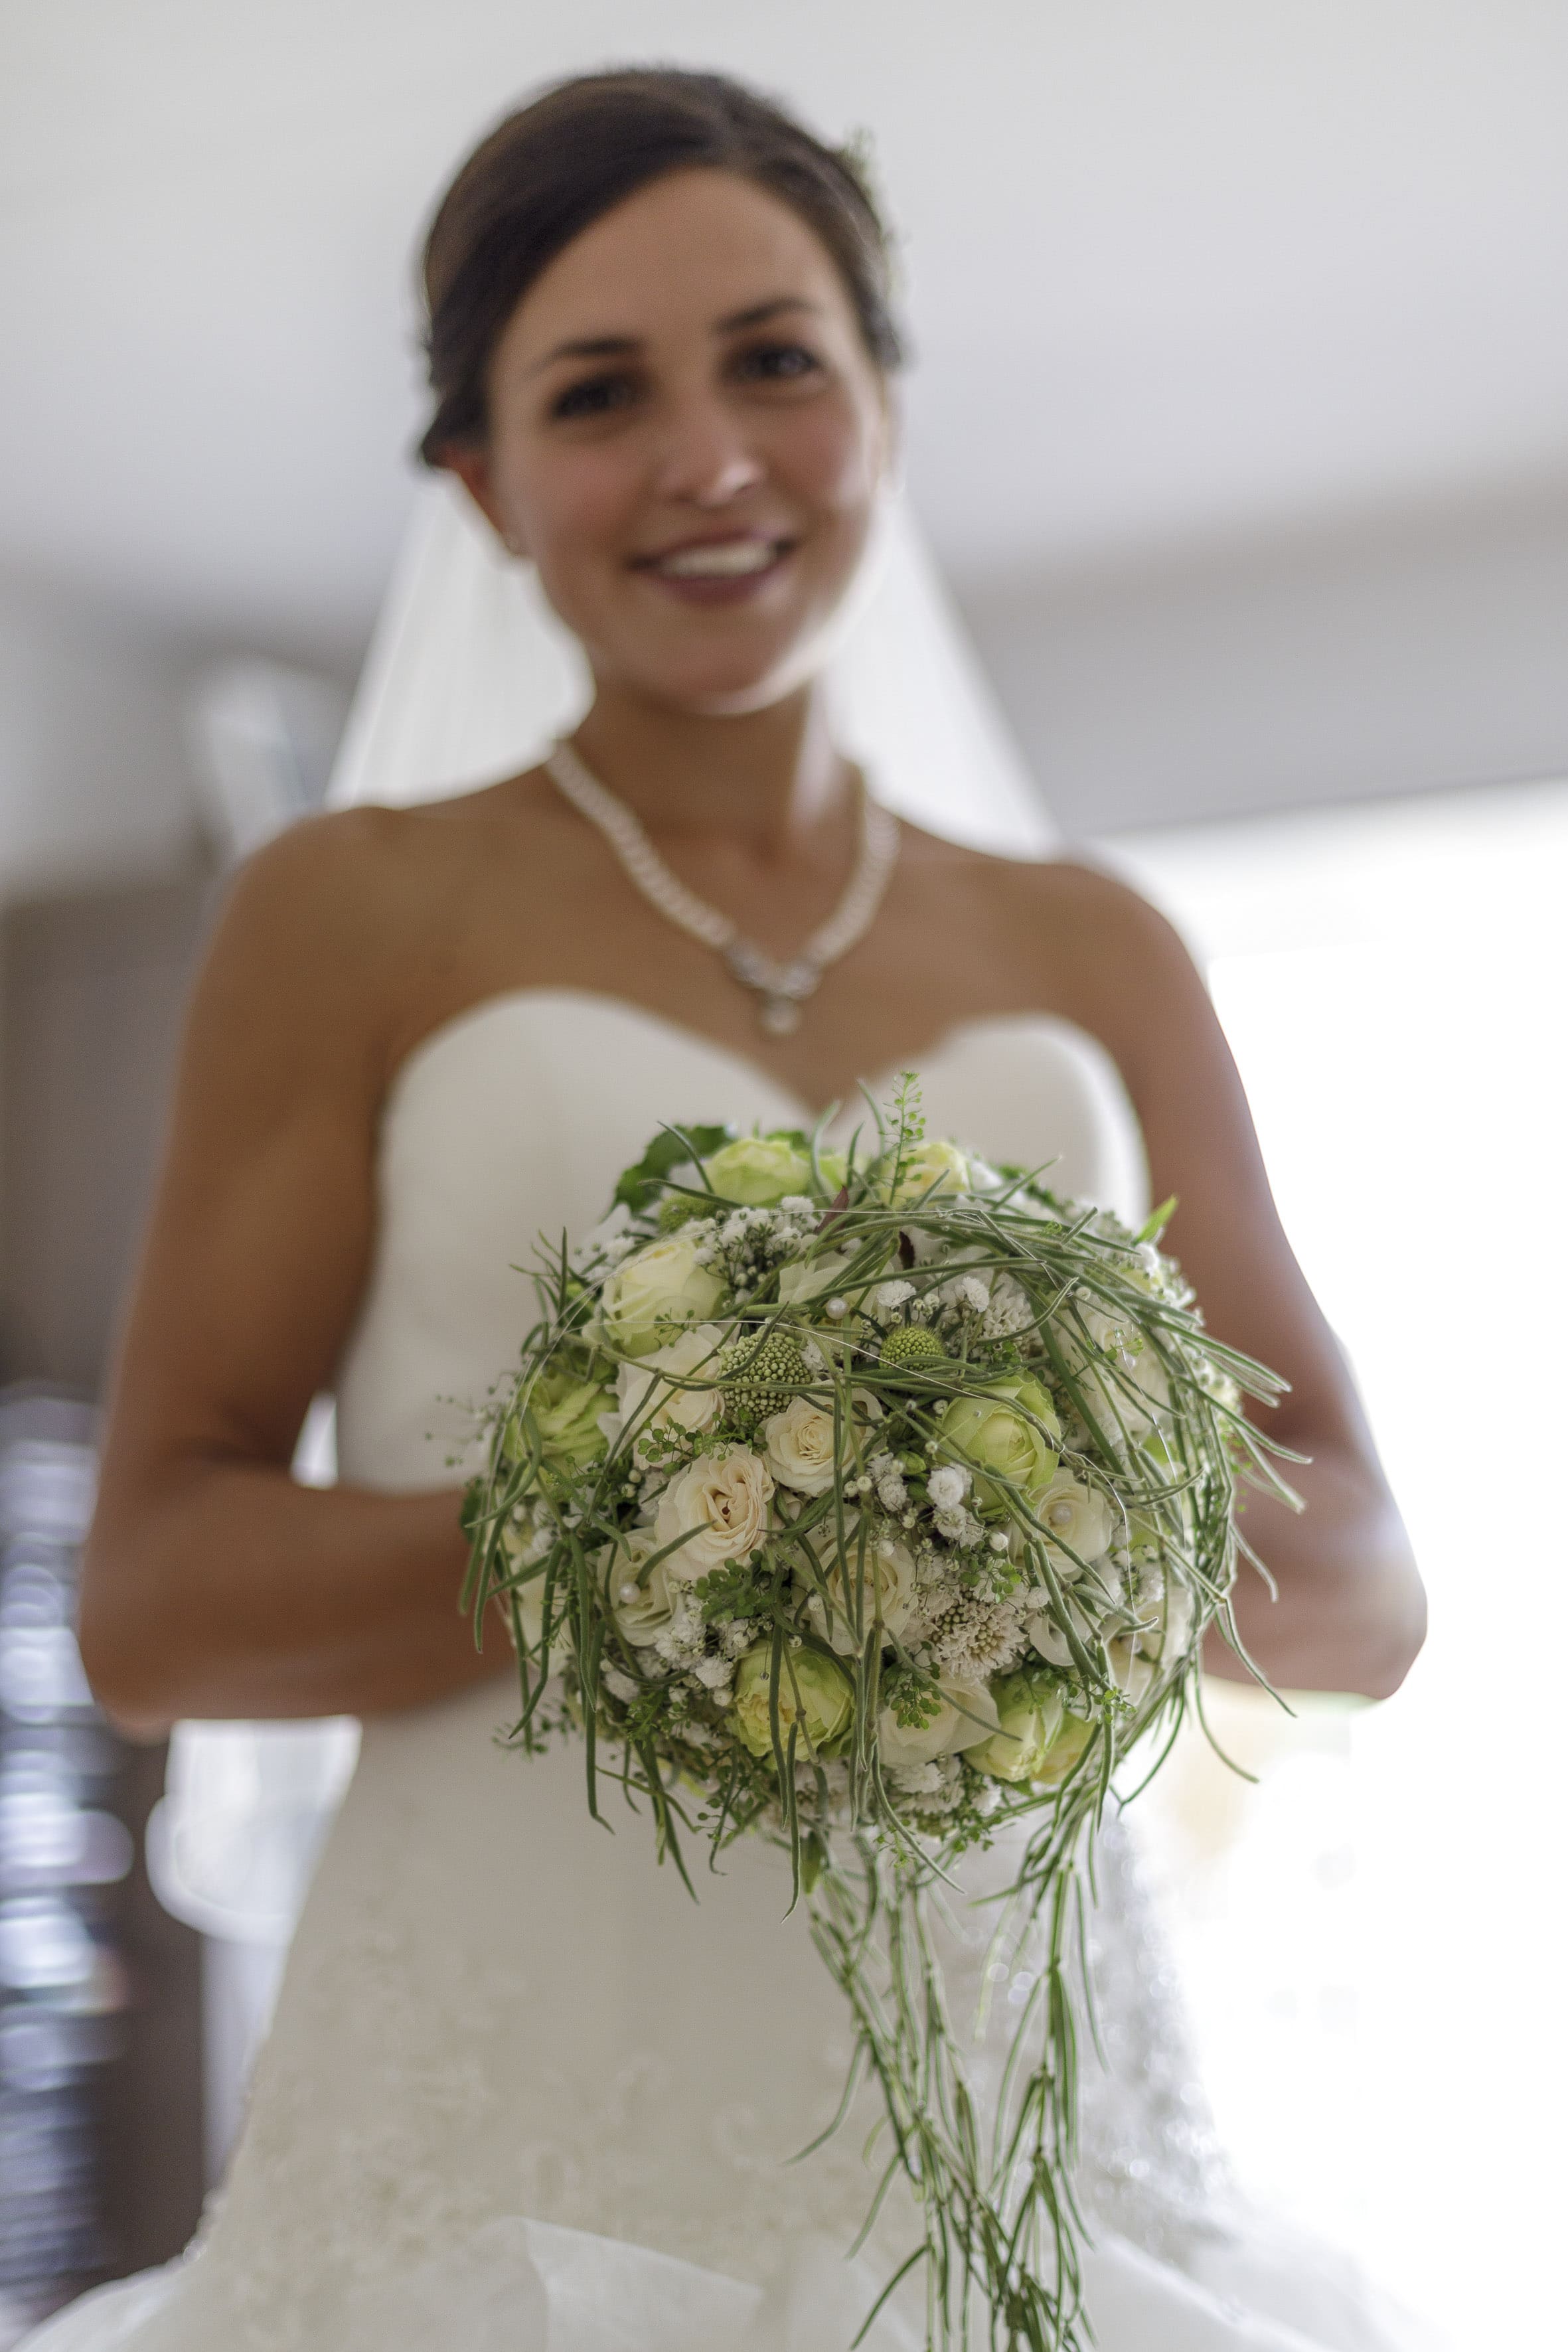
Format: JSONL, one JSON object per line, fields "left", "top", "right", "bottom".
{"left": 1354, "top": 1567, "right": 1429, "bottom": 1703}
{"left": 77, "top": 1537, "right": 180, "bottom": 1739}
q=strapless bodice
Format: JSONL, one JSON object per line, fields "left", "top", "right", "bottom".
{"left": 334, "top": 988, "right": 1150, "bottom": 1493}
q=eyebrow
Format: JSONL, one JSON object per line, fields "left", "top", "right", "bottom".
{"left": 529, "top": 295, "right": 823, "bottom": 374}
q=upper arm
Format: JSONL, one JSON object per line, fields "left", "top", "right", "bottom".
{"left": 1045, "top": 866, "right": 1366, "bottom": 1454}
{"left": 94, "top": 815, "right": 408, "bottom": 1508}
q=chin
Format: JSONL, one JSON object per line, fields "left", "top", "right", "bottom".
{"left": 627, "top": 629, "right": 842, "bottom": 720}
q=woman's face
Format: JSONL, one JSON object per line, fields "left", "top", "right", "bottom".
{"left": 447, "top": 168, "right": 894, "bottom": 715}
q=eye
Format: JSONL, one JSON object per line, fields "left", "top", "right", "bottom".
{"left": 548, "top": 371, "right": 641, "bottom": 422}
{"left": 732, "top": 341, "right": 826, "bottom": 387}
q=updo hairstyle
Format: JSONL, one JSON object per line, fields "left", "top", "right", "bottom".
{"left": 419, "top": 66, "right": 903, "bottom": 466}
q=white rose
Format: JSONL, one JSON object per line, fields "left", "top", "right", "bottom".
{"left": 1107, "top": 1635, "right": 1158, "bottom": 1704}
{"left": 761, "top": 1396, "right": 841, "bottom": 1496}
{"left": 653, "top": 1444, "right": 774, "bottom": 1579}
{"left": 1065, "top": 1299, "right": 1170, "bottom": 1438}
{"left": 776, "top": 1249, "right": 860, "bottom": 1313}
{"left": 616, "top": 1324, "right": 724, "bottom": 1440}
{"left": 499, "top": 1510, "right": 555, "bottom": 1652}
{"left": 1033, "top": 1472, "right": 1116, "bottom": 1573}
{"left": 601, "top": 1528, "right": 688, "bottom": 1646}
{"left": 1130, "top": 1569, "right": 1195, "bottom": 1665}
{"left": 805, "top": 1520, "right": 917, "bottom": 1654}
{"left": 601, "top": 1233, "right": 726, "bottom": 1358}
{"left": 876, "top": 1676, "right": 1000, "bottom": 1768}
{"left": 1025, "top": 1560, "right": 1123, "bottom": 1666}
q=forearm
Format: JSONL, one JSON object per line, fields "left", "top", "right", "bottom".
{"left": 1204, "top": 1442, "right": 1426, "bottom": 1701}
{"left": 80, "top": 1462, "right": 503, "bottom": 1733}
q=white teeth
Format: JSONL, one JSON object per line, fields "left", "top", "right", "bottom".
{"left": 657, "top": 540, "right": 777, "bottom": 578}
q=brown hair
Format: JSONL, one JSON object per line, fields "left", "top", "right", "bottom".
{"left": 418, "top": 67, "right": 903, "bottom": 465}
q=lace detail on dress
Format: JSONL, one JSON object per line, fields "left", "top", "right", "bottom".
{"left": 1073, "top": 1816, "right": 1235, "bottom": 2264}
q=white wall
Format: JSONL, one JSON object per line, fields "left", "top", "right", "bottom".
{"left": 0, "top": 584, "right": 199, "bottom": 902}
{"left": 961, "top": 490, "right": 1568, "bottom": 836}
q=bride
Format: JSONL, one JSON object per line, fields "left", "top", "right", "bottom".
{"left": 39, "top": 65, "right": 1433, "bottom": 2352}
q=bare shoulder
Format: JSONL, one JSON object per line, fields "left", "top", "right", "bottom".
{"left": 902, "top": 827, "right": 1191, "bottom": 991}
{"left": 201, "top": 778, "right": 550, "bottom": 1080}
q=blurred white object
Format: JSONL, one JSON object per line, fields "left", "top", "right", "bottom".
{"left": 329, "top": 473, "right": 1054, "bottom": 856}
{"left": 187, "top": 659, "right": 349, "bottom": 862}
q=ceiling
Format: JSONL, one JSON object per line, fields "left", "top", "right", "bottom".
{"left": 3, "top": 0, "right": 1567, "bottom": 663}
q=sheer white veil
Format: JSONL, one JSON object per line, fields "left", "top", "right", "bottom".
{"left": 327, "top": 472, "right": 1054, "bottom": 854}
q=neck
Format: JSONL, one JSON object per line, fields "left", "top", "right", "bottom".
{"left": 567, "top": 682, "right": 850, "bottom": 862}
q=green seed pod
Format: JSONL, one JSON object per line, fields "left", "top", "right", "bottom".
{"left": 718, "top": 1331, "right": 809, "bottom": 1429}
{"left": 657, "top": 1193, "right": 704, "bottom": 1233}
{"left": 878, "top": 1326, "right": 947, "bottom": 1372}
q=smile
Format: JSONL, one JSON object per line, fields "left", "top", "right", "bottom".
{"left": 639, "top": 537, "right": 789, "bottom": 580}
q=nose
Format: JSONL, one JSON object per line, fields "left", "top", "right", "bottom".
{"left": 651, "top": 382, "right": 763, "bottom": 507}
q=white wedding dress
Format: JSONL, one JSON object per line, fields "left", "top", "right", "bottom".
{"left": 29, "top": 991, "right": 1441, "bottom": 2352}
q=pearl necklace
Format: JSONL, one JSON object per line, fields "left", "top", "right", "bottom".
{"left": 545, "top": 738, "right": 901, "bottom": 1038}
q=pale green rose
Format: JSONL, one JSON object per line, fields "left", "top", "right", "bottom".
{"left": 876, "top": 1676, "right": 1000, "bottom": 1769}
{"left": 815, "top": 1148, "right": 850, "bottom": 1196}
{"left": 938, "top": 1375, "right": 1061, "bottom": 1514}
{"left": 880, "top": 1137, "right": 972, "bottom": 1206}
{"left": 507, "top": 1364, "right": 612, "bottom": 1474}
{"left": 601, "top": 1233, "right": 726, "bottom": 1358}
{"left": 1034, "top": 1710, "right": 1096, "bottom": 1786}
{"left": 731, "top": 1641, "right": 852, "bottom": 1759}
{"left": 968, "top": 1674, "right": 1067, "bottom": 1783}
{"left": 702, "top": 1134, "right": 813, "bottom": 1206}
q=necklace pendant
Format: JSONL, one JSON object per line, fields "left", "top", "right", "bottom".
{"left": 758, "top": 993, "right": 803, "bottom": 1038}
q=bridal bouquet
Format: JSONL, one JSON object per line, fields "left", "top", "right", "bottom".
{"left": 462, "top": 1079, "right": 1291, "bottom": 2351}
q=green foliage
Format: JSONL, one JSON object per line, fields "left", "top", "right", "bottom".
{"left": 692, "top": 1561, "right": 773, "bottom": 1623}
{"left": 613, "top": 1121, "right": 733, "bottom": 1215}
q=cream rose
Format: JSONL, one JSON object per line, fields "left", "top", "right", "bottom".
{"left": 616, "top": 1324, "right": 724, "bottom": 1440}
{"left": 602, "top": 1528, "right": 687, "bottom": 1646}
{"left": 653, "top": 1443, "right": 774, "bottom": 1579}
{"left": 876, "top": 1676, "right": 1000, "bottom": 1769}
{"left": 805, "top": 1520, "right": 917, "bottom": 1654}
{"left": 761, "top": 1396, "right": 842, "bottom": 1496}
{"left": 601, "top": 1233, "right": 726, "bottom": 1359}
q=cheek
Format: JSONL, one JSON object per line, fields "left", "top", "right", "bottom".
{"left": 772, "top": 396, "right": 885, "bottom": 518}
{"left": 509, "top": 443, "right": 643, "bottom": 595}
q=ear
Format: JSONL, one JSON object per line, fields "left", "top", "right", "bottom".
{"left": 876, "top": 381, "right": 905, "bottom": 498}
{"left": 437, "top": 447, "right": 527, "bottom": 559}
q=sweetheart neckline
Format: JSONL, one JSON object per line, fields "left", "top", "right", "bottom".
{"left": 381, "top": 984, "right": 1121, "bottom": 1137}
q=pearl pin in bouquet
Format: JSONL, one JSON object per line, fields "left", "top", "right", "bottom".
{"left": 462, "top": 1079, "right": 1293, "bottom": 2351}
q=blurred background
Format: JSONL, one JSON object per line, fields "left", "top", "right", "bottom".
{"left": 1, "top": 2, "right": 1564, "bottom": 2341}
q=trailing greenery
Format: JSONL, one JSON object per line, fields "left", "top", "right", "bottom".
{"left": 461, "top": 1079, "right": 1293, "bottom": 2350}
